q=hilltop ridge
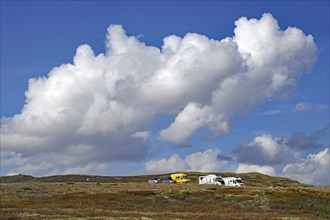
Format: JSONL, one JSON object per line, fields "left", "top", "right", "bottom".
{"left": 0, "top": 172, "right": 307, "bottom": 187}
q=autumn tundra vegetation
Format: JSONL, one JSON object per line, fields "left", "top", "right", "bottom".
{"left": 1, "top": 172, "right": 329, "bottom": 219}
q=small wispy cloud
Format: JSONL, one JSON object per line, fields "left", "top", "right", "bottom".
{"left": 260, "top": 109, "right": 283, "bottom": 116}
{"left": 293, "top": 102, "right": 329, "bottom": 112}
{"left": 260, "top": 102, "right": 328, "bottom": 116}
{"left": 294, "top": 102, "right": 312, "bottom": 111}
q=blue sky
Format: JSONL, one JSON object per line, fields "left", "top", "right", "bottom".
{"left": 1, "top": 1, "right": 329, "bottom": 185}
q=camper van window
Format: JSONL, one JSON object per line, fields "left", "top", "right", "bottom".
{"left": 236, "top": 179, "right": 242, "bottom": 183}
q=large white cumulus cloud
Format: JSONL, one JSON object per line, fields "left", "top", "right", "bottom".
{"left": 233, "top": 128, "right": 329, "bottom": 185}
{"left": 160, "top": 13, "right": 316, "bottom": 143}
{"left": 234, "top": 134, "right": 288, "bottom": 166}
{"left": 144, "top": 148, "right": 228, "bottom": 173}
{"left": 283, "top": 148, "right": 330, "bottom": 186}
{"left": 1, "top": 13, "right": 317, "bottom": 176}
{"left": 236, "top": 164, "right": 276, "bottom": 176}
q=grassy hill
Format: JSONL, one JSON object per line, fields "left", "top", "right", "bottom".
{"left": 1, "top": 172, "right": 329, "bottom": 219}
{"left": 0, "top": 172, "right": 305, "bottom": 187}
{"left": 0, "top": 174, "right": 35, "bottom": 183}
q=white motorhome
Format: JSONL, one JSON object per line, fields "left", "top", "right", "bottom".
{"left": 222, "top": 177, "right": 244, "bottom": 187}
{"left": 198, "top": 174, "right": 225, "bottom": 185}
